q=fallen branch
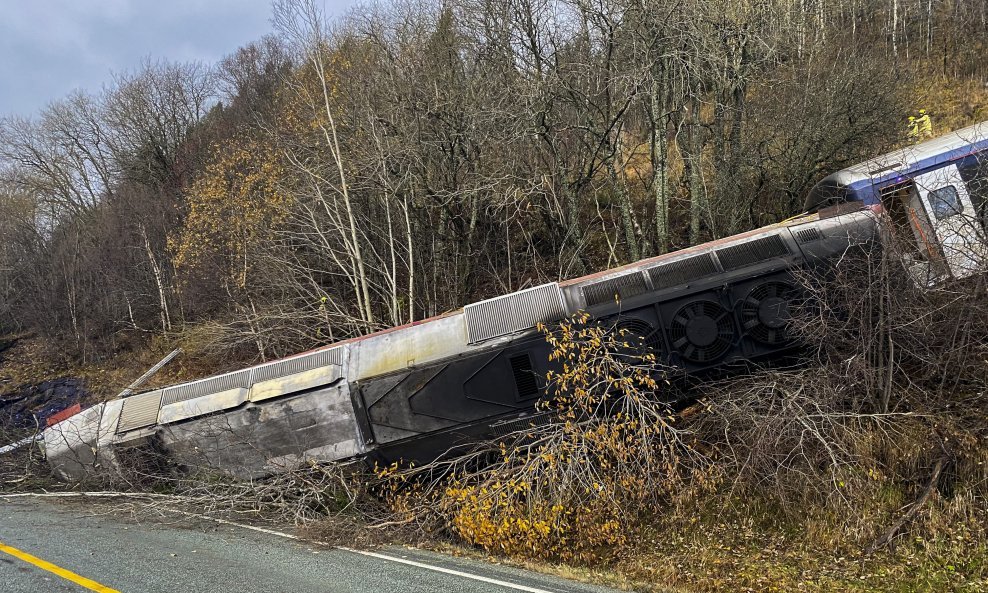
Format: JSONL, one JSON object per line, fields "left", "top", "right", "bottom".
{"left": 865, "top": 453, "right": 948, "bottom": 555}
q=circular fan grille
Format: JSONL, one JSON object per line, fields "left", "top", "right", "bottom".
{"left": 668, "top": 300, "right": 734, "bottom": 363}
{"left": 610, "top": 317, "right": 663, "bottom": 357}
{"left": 740, "top": 281, "right": 799, "bottom": 345}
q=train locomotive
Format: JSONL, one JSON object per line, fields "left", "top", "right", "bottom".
{"left": 42, "top": 121, "right": 988, "bottom": 481}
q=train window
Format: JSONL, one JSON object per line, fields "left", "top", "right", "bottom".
{"left": 928, "top": 185, "right": 963, "bottom": 220}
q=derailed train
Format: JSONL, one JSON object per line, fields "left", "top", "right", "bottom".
{"left": 43, "top": 121, "right": 988, "bottom": 481}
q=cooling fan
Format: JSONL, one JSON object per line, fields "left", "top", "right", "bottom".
{"left": 739, "top": 281, "right": 799, "bottom": 345}
{"left": 668, "top": 300, "right": 735, "bottom": 363}
{"left": 609, "top": 317, "right": 663, "bottom": 358}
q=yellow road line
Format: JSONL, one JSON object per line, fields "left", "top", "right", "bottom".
{"left": 0, "top": 541, "right": 120, "bottom": 593}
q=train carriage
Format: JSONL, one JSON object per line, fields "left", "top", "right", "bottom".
{"left": 806, "top": 121, "right": 988, "bottom": 283}
{"left": 42, "top": 121, "right": 988, "bottom": 480}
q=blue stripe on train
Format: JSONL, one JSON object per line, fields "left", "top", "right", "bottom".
{"left": 846, "top": 138, "right": 988, "bottom": 204}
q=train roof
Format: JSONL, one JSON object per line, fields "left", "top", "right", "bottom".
{"left": 127, "top": 208, "right": 830, "bottom": 401}
{"left": 805, "top": 120, "right": 988, "bottom": 210}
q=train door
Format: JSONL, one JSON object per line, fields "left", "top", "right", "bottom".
{"left": 913, "top": 164, "right": 988, "bottom": 280}
{"left": 878, "top": 179, "right": 945, "bottom": 286}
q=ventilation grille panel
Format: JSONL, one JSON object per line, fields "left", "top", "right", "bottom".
{"left": 465, "top": 283, "right": 566, "bottom": 344}
{"left": 647, "top": 254, "right": 719, "bottom": 290}
{"left": 793, "top": 226, "right": 823, "bottom": 244}
{"left": 465, "top": 298, "right": 515, "bottom": 344}
{"left": 161, "top": 369, "right": 253, "bottom": 406}
{"left": 715, "top": 235, "right": 791, "bottom": 271}
{"left": 253, "top": 347, "right": 343, "bottom": 382}
{"left": 490, "top": 412, "right": 554, "bottom": 438}
{"left": 509, "top": 354, "right": 540, "bottom": 398}
{"left": 116, "top": 390, "right": 163, "bottom": 433}
{"left": 512, "top": 284, "right": 568, "bottom": 331}
{"left": 582, "top": 272, "right": 647, "bottom": 307}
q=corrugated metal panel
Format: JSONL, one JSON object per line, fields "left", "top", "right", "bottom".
{"left": 116, "top": 390, "right": 163, "bottom": 433}
{"left": 715, "top": 234, "right": 791, "bottom": 271}
{"left": 464, "top": 283, "right": 566, "bottom": 344}
{"left": 582, "top": 272, "right": 648, "bottom": 307}
{"left": 252, "top": 346, "right": 343, "bottom": 382}
{"left": 511, "top": 284, "right": 567, "bottom": 331}
{"left": 160, "top": 369, "right": 253, "bottom": 406}
{"left": 647, "top": 253, "right": 720, "bottom": 289}
{"left": 465, "top": 298, "right": 515, "bottom": 343}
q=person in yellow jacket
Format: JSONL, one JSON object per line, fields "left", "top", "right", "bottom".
{"left": 907, "top": 115, "right": 919, "bottom": 142}
{"left": 916, "top": 109, "right": 933, "bottom": 139}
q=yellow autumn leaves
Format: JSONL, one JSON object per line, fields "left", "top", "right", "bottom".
{"left": 170, "top": 58, "right": 345, "bottom": 292}
{"left": 377, "top": 313, "right": 711, "bottom": 563}
{"left": 171, "top": 134, "right": 289, "bottom": 288}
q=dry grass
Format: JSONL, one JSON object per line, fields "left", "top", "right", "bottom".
{"left": 0, "top": 329, "right": 257, "bottom": 405}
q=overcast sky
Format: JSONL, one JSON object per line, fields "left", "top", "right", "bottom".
{"left": 0, "top": 1, "right": 357, "bottom": 118}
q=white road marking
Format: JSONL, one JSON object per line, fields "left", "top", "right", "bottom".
{"left": 0, "top": 492, "right": 564, "bottom": 593}
{"left": 338, "top": 547, "right": 562, "bottom": 593}
{"left": 170, "top": 509, "right": 563, "bottom": 593}
{"left": 0, "top": 491, "right": 196, "bottom": 500}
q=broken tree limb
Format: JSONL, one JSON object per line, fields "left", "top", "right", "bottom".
{"left": 865, "top": 454, "right": 948, "bottom": 555}
{"left": 117, "top": 348, "right": 182, "bottom": 398}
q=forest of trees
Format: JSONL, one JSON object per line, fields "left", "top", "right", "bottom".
{"left": 0, "top": 0, "right": 986, "bottom": 366}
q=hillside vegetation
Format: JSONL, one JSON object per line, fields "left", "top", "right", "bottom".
{"left": 2, "top": 1, "right": 988, "bottom": 591}
{"left": 1, "top": 0, "right": 986, "bottom": 368}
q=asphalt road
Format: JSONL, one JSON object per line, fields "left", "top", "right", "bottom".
{"left": 0, "top": 496, "right": 627, "bottom": 593}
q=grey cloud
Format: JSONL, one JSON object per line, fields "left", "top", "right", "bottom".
{"left": 0, "top": 1, "right": 351, "bottom": 117}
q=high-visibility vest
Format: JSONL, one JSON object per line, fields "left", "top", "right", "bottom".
{"left": 907, "top": 118, "right": 919, "bottom": 140}
{"left": 917, "top": 114, "right": 933, "bottom": 137}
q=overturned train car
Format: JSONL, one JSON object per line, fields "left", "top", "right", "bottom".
{"left": 43, "top": 121, "right": 988, "bottom": 481}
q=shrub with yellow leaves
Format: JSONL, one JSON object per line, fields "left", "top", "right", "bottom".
{"left": 377, "top": 312, "right": 716, "bottom": 563}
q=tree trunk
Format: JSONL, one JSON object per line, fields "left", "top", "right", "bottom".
{"left": 139, "top": 223, "right": 171, "bottom": 332}
{"left": 402, "top": 194, "right": 415, "bottom": 324}
{"left": 650, "top": 65, "right": 671, "bottom": 254}
{"left": 611, "top": 124, "right": 640, "bottom": 262}
{"left": 685, "top": 98, "right": 707, "bottom": 245}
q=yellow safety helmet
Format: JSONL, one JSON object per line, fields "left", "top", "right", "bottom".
{"left": 909, "top": 116, "right": 916, "bottom": 121}
{"left": 919, "top": 109, "right": 927, "bottom": 114}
